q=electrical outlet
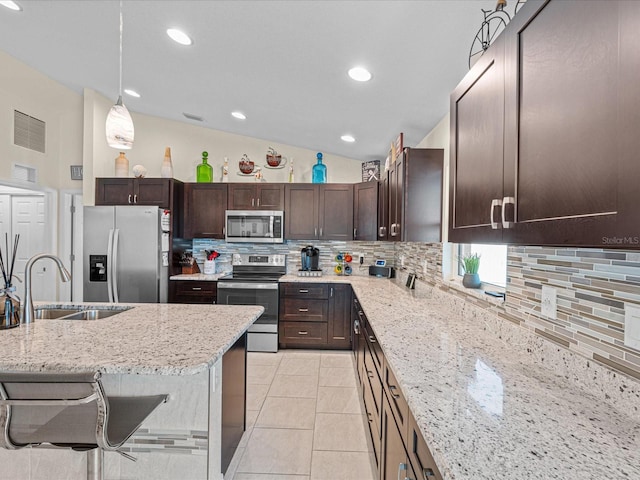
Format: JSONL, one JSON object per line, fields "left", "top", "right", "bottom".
{"left": 624, "top": 305, "right": 640, "bottom": 350}
{"left": 400, "top": 255, "right": 405, "bottom": 267}
{"left": 422, "top": 259, "right": 428, "bottom": 276}
{"left": 541, "top": 286, "right": 557, "bottom": 319}
{"left": 358, "top": 254, "right": 364, "bottom": 265}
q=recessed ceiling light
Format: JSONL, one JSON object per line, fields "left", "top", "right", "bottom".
{"left": 231, "top": 111, "right": 246, "bottom": 120}
{"left": 166, "top": 28, "right": 193, "bottom": 46}
{"left": 0, "top": 1, "right": 22, "bottom": 11}
{"left": 124, "top": 89, "right": 140, "bottom": 98}
{"left": 341, "top": 134, "right": 356, "bottom": 143}
{"left": 348, "top": 66, "right": 372, "bottom": 82}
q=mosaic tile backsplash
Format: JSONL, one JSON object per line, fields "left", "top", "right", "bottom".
{"left": 184, "top": 237, "right": 640, "bottom": 380}
{"left": 394, "top": 242, "right": 640, "bottom": 381}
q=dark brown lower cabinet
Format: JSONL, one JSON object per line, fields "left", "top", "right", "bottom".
{"left": 221, "top": 333, "right": 246, "bottom": 475}
{"left": 168, "top": 280, "right": 217, "bottom": 304}
{"left": 382, "top": 395, "right": 415, "bottom": 480}
{"left": 278, "top": 283, "right": 352, "bottom": 349}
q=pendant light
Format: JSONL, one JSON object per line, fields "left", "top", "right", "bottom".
{"left": 105, "top": 0, "right": 134, "bottom": 149}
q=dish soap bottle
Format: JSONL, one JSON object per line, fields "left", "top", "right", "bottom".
{"left": 312, "top": 152, "right": 327, "bottom": 183}
{"left": 161, "top": 147, "right": 174, "bottom": 178}
{"left": 197, "top": 151, "right": 213, "bottom": 183}
{"left": 288, "top": 157, "right": 295, "bottom": 183}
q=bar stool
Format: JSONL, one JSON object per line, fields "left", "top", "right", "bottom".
{"left": 0, "top": 371, "right": 168, "bottom": 480}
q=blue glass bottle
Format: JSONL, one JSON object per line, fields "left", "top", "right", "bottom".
{"left": 312, "top": 152, "right": 327, "bottom": 183}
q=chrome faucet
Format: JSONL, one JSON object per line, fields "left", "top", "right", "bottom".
{"left": 22, "top": 254, "right": 71, "bottom": 324}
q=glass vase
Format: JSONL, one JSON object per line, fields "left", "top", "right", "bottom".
{"left": 1, "top": 286, "right": 20, "bottom": 329}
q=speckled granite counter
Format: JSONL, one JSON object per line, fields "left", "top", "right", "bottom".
{"left": 280, "top": 274, "right": 640, "bottom": 479}
{"left": 169, "top": 273, "right": 228, "bottom": 281}
{"left": 0, "top": 302, "right": 263, "bottom": 375}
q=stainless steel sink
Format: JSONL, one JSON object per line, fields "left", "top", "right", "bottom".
{"left": 34, "top": 306, "right": 131, "bottom": 320}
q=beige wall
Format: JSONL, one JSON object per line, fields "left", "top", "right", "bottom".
{"left": 84, "top": 89, "right": 363, "bottom": 205}
{"left": 0, "top": 50, "right": 83, "bottom": 191}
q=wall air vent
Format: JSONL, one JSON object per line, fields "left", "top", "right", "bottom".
{"left": 14, "top": 110, "right": 46, "bottom": 153}
{"left": 183, "top": 112, "right": 204, "bottom": 122}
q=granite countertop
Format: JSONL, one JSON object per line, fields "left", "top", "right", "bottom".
{"left": 280, "top": 274, "right": 640, "bottom": 479}
{"left": 0, "top": 303, "right": 263, "bottom": 376}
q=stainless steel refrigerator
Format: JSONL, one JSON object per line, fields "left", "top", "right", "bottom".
{"left": 83, "top": 206, "right": 170, "bottom": 303}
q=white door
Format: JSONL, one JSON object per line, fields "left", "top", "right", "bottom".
{"left": 11, "top": 195, "right": 55, "bottom": 301}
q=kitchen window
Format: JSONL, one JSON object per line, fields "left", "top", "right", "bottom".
{"left": 457, "top": 243, "right": 507, "bottom": 288}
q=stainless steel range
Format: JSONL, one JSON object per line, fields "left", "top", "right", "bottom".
{"left": 216, "top": 253, "right": 285, "bottom": 352}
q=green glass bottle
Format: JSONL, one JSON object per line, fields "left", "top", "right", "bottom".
{"left": 197, "top": 151, "right": 213, "bottom": 183}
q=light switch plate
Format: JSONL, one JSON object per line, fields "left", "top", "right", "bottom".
{"left": 541, "top": 286, "right": 557, "bottom": 320}
{"left": 624, "top": 305, "right": 640, "bottom": 350}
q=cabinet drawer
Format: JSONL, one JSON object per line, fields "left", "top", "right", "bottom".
{"left": 280, "top": 298, "right": 328, "bottom": 322}
{"left": 279, "top": 321, "right": 328, "bottom": 345}
{"left": 364, "top": 324, "right": 384, "bottom": 376}
{"left": 175, "top": 281, "right": 217, "bottom": 296}
{"left": 281, "top": 283, "right": 329, "bottom": 299}
{"left": 408, "top": 412, "right": 442, "bottom": 480}
{"left": 384, "top": 363, "right": 409, "bottom": 445}
{"left": 362, "top": 378, "right": 381, "bottom": 468}
{"left": 363, "top": 343, "right": 383, "bottom": 433}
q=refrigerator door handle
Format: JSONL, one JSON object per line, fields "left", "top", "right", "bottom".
{"left": 112, "top": 228, "right": 120, "bottom": 303}
{"left": 107, "top": 229, "right": 114, "bottom": 303}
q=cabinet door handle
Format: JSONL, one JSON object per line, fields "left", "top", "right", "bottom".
{"left": 133, "top": 194, "right": 138, "bottom": 204}
{"left": 314, "top": 227, "right": 317, "bottom": 237}
{"left": 423, "top": 468, "right": 436, "bottom": 478}
{"left": 299, "top": 289, "right": 309, "bottom": 293}
{"left": 257, "top": 198, "right": 260, "bottom": 207}
{"left": 389, "top": 384, "right": 400, "bottom": 399}
{"left": 353, "top": 228, "right": 357, "bottom": 238}
{"left": 251, "top": 198, "right": 255, "bottom": 207}
{"left": 379, "top": 226, "right": 384, "bottom": 237}
{"left": 502, "top": 196, "right": 515, "bottom": 229}
{"left": 490, "top": 198, "right": 502, "bottom": 229}
{"left": 330, "top": 287, "right": 333, "bottom": 297}
{"left": 319, "top": 227, "right": 323, "bottom": 237}
{"left": 298, "top": 331, "right": 309, "bottom": 335}
{"left": 367, "top": 370, "right": 374, "bottom": 378}
{"left": 191, "top": 287, "right": 202, "bottom": 291}
{"left": 369, "top": 335, "right": 376, "bottom": 343}
{"left": 298, "top": 308, "right": 309, "bottom": 312}
{"left": 390, "top": 223, "right": 397, "bottom": 236}
{"left": 128, "top": 194, "right": 132, "bottom": 204}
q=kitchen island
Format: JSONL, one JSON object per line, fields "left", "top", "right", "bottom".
{"left": 280, "top": 274, "right": 640, "bottom": 479}
{"left": 0, "top": 302, "right": 264, "bottom": 480}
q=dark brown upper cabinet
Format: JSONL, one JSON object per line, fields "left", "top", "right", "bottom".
{"left": 228, "top": 183, "right": 284, "bottom": 210}
{"left": 377, "top": 174, "right": 390, "bottom": 241}
{"left": 387, "top": 148, "right": 443, "bottom": 243}
{"left": 285, "top": 184, "right": 354, "bottom": 241}
{"left": 450, "top": 0, "right": 640, "bottom": 248}
{"left": 183, "top": 184, "right": 228, "bottom": 239}
{"left": 95, "top": 178, "right": 175, "bottom": 209}
{"left": 354, "top": 182, "right": 378, "bottom": 241}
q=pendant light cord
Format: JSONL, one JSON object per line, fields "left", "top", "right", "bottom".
{"left": 118, "top": 0, "right": 123, "bottom": 98}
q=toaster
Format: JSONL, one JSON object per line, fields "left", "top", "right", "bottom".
{"left": 368, "top": 265, "right": 395, "bottom": 278}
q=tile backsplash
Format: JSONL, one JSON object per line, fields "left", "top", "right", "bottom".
{"left": 394, "top": 242, "right": 640, "bottom": 381}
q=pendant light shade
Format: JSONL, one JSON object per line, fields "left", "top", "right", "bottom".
{"left": 106, "top": 1, "right": 134, "bottom": 149}
{"left": 106, "top": 96, "right": 134, "bottom": 149}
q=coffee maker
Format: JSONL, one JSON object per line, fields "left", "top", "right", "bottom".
{"left": 300, "top": 245, "right": 320, "bottom": 271}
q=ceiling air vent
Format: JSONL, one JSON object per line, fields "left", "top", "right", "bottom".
{"left": 14, "top": 110, "right": 46, "bottom": 153}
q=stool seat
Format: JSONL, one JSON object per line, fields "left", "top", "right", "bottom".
{"left": 0, "top": 371, "right": 168, "bottom": 479}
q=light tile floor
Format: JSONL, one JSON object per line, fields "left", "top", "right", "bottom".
{"left": 225, "top": 349, "right": 377, "bottom": 480}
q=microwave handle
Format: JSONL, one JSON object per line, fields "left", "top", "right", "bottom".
{"left": 270, "top": 215, "right": 274, "bottom": 238}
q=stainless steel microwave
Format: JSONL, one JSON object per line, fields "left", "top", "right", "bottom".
{"left": 225, "top": 210, "right": 284, "bottom": 243}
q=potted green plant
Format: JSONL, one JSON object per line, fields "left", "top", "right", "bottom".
{"left": 459, "top": 253, "right": 481, "bottom": 288}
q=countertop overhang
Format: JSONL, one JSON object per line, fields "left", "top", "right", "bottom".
{"left": 0, "top": 303, "right": 264, "bottom": 376}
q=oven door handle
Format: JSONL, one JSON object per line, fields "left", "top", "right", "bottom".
{"left": 217, "top": 282, "right": 279, "bottom": 290}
